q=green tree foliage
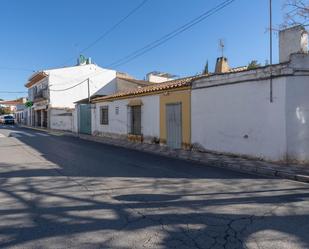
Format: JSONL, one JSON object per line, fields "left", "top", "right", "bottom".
{"left": 247, "top": 60, "right": 261, "bottom": 70}
{"left": 202, "top": 60, "right": 209, "bottom": 74}
{"left": 25, "top": 101, "right": 33, "bottom": 108}
{"left": 0, "top": 107, "right": 12, "bottom": 115}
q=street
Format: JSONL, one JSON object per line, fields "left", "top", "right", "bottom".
{"left": 0, "top": 126, "right": 308, "bottom": 249}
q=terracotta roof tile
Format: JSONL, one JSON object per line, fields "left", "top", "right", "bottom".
{"left": 0, "top": 99, "right": 23, "bottom": 105}
{"left": 93, "top": 75, "right": 202, "bottom": 102}
{"left": 228, "top": 66, "right": 248, "bottom": 73}
{"left": 92, "top": 66, "right": 249, "bottom": 103}
{"left": 116, "top": 75, "right": 152, "bottom": 86}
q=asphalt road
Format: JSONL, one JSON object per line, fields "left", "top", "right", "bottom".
{"left": 0, "top": 125, "right": 308, "bottom": 249}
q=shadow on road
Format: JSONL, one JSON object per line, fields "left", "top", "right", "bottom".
{"left": 1, "top": 126, "right": 267, "bottom": 179}
{"left": 0, "top": 127, "right": 308, "bottom": 248}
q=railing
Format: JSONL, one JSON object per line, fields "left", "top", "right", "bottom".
{"left": 33, "top": 89, "right": 49, "bottom": 101}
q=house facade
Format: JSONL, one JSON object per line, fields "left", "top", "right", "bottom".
{"left": 14, "top": 98, "right": 28, "bottom": 124}
{"left": 191, "top": 25, "right": 309, "bottom": 163}
{"left": 89, "top": 25, "right": 309, "bottom": 164}
{"left": 92, "top": 77, "right": 197, "bottom": 148}
{"left": 191, "top": 55, "right": 309, "bottom": 163}
{"left": 0, "top": 98, "right": 23, "bottom": 113}
{"left": 0, "top": 98, "right": 27, "bottom": 123}
{"left": 73, "top": 74, "right": 152, "bottom": 134}
{"left": 25, "top": 62, "right": 118, "bottom": 131}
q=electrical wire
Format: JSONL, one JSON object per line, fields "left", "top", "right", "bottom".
{"left": 0, "top": 67, "right": 35, "bottom": 72}
{"left": 39, "top": 0, "right": 236, "bottom": 93}
{"left": 49, "top": 78, "right": 89, "bottom": 92}
{"left": 0, "top": 91, "right": 27, "bottom": 94}
{"left": 107, "top": 0, "right": 236, "bottom": 68}
{"left": 60, "top": 0, "right": 149, "bottom": 66}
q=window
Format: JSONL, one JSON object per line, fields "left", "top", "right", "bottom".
{"left": 100, "top": 106, "right": 109, "bottom": 125}
{"left": 115, "top": 106, "right": 119, "bottom": 115}
{"left": 130, "top": 105, "right": 141, "bottom": 135}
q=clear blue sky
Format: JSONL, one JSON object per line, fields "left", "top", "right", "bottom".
{"left": 0, "top": 0, "right": 286, "bottom": 100}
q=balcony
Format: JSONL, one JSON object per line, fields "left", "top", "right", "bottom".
{"left": 33, "top": 89, "right": 49, "bottom": 102}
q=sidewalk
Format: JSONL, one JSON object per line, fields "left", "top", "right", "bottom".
{"left": 21, "top": 125, "right": 309, "bottom": 183}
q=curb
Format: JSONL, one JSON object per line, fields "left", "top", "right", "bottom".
{"left": 18, "top": 126, "right": 309, "bottom": 184}
{"left": 77, "top": 134, "right": 309, "bottom": 184}
{"left": 19, "top": 125, "right": 76, "bottom": 137}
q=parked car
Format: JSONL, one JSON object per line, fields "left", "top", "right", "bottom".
{"left": 0, "top": 115, "right": 15, "bottom": 125}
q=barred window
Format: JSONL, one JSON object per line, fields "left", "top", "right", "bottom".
{"left": 100, "top": 106, "right": 109, "bottom": 125}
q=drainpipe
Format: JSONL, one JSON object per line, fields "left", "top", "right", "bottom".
{"left": 269, "top": 0, "right": 273, "bottom": 103}
{"left": 87, "top": 78, "right": 90, "bottom": 103}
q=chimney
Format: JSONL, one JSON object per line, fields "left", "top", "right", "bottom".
{"left": 279, "top": 25, "right": 308, "bottom": 63}
{"left": 215, "top": 57, "right": 230, "bottom": 73}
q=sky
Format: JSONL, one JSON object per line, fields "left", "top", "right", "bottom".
{"left": 0, "top": 0, "right": 286, "bottom": 100}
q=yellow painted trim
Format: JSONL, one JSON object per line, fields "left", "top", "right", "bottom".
{"left": 160, "top": 89, "right": 191, "bottom": 149}
{"left": 92, "top": 86, "right": 191, "bottom": 103}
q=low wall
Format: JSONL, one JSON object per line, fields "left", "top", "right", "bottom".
{"left": 191, "top": 75, "right": 287, "bottom": 162}
{"left": 50, "top": 108, "right": 73, "bottom": 131}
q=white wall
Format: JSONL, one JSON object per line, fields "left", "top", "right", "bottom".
{"left": 286, "top": 77, "right": 309, "bottom": 162}
{"left": 93, "top": 99, "right": 128, "bottom": 137}
{"left": 141, "top": 95, "right": 160, "bottom": 139}
{"left": 72, "top": 108, "right": 78, "bottom": 133}
{"left": 49, "top": 109, "right": 73, "bottom": 131}
{"left": 93, "top": 95, "right": 160, "bottom": 140}
{"left": 147, "top": 74, "right": 173, "bottom": 83}
{"left": 279, "top": 25, "right": 308, "bottom": 63}
{"left": 48, "top": 64, "right": 116, "bottom": 108}
{"left": 191, "top": 77, "right": 287, "bottom": 161}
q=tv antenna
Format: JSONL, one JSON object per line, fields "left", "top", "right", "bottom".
{"left": 219, "top": 39, "right": 225, "bottom": 57}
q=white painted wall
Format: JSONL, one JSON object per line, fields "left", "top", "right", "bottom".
{"left": 27, "top": 64, "right": 117, "bottom": 131}
{"left": 93, "top": 95, "right": 160, "bottom": 140}
{"left": 147, "top": 74, "right": 173, "bottom": 83}
{"left": 49, "top": 109, "right": 73, "bottom": 131}
{"left": 141, "top": 95, "right": 160, "bottom": 139}
{"left": 72, "top": 108, "right": 78, "bottom": 133}
{"left": 93, "top": 99, "right": 128, "bottom": 137}
{"left": 285, "top": 54, "right": 309, "bottom": 162}
{"left": 279, "top": 25, "right": 308, "bottom": 63}
{"left": 192, "top": 76, "right": 287, "bottom": 161}
{"left": 48, "top": 64, "right": 116, "bottom": 108}
{"left": 192, "top": 51, "right": 309, "bottom": 163}
{"left": 286, "top": 75, "right": 309, "bottom": 162}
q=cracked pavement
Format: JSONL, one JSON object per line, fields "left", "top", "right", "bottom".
{"left": 0, "top": 126, "right": 308, "bottom": 249}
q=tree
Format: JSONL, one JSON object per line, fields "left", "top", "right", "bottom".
{"left": 247, "top": 60, "right": 261, "bottom": 70}
{"left": 202, "top": 60, "right": 209, "bottom": 74}
{"left": 282, "top": 0, "right": 309, "bottom": 28}
{"left": 0, "top": 107, "right": 11, "bottom": 115}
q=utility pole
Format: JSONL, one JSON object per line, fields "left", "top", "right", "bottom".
{"left": 87, "top": 78, "right": 90, "bottom": 103}
{"left": 269, "top": 0, "right": 273, "bottom": 103}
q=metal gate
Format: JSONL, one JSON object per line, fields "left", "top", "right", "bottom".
{"left": 79, "top": 104, "right": 92, "bottom": 134}
{"left": 166, "top": 103, "right": 182, "bottom": 149}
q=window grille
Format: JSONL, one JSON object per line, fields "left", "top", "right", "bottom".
{"left": 100, "top": 106, "right": 109, "bottom": 125}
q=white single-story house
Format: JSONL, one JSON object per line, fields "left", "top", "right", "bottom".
{"left": 89, "top": 25, "right": 309, "bottom": 164}
{"left": 91, "top": 77, "right": 196, "bottom": 147}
